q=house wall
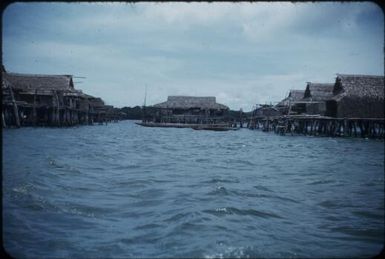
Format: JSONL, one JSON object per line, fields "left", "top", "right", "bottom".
{"left": 290, "top": 103, "right": 306, "bottom": 114}
{"left": 337, "top": 97, "right": 384, "bottom": 118}
{"left": 306, "top": 102, "right": 326, "bottom": 115}
{"left": 153, "top": 108, "right": 228, "bottom": 123}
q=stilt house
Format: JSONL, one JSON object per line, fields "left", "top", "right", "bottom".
{"left": 303, "top": 82, "right": 334, "bottom": 115}
{"left": 276, "top": 90, "right": 305, "bottom": 115}
{"left": 325, "top": 74, "right": 384, "bottom": 118}
{"left": 2, "top": 69, "right": 113, "bottom": 127}
{"left": 151, "top": 96, "right": 229, "bottom": 124}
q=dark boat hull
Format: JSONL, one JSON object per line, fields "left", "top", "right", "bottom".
{"left": 192, "top": 126, "right": 239, "bottom": 131}
{"left": 135, "top": 122, "right": 238, "bottom": 131}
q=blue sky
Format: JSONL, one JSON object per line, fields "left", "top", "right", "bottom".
{"left": 2, "top": 2, "right": 384, "bottom": 110}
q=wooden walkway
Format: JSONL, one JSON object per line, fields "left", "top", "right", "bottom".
{"left": 248, "top": 115, "right": 385, "bottom": 139}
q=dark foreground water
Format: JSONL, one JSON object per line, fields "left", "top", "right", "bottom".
{"left": 3, "top": 120, "right": 384, "bottom": 258}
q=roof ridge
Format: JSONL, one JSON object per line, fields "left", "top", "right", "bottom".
{"left": 307, "top": 82, "right": 334, "bottom": 85}
{"left": 336, "top": 73, "right": 384, "bottom": 78}
{"left": 168, "top": 95, "right": 216, "bottom": 98}
{"left": 6, "top": 72, "right": 72, "bottom": 78}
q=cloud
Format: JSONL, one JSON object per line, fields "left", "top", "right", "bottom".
{"left": 2, "top": 2, "right": 383, "bottom": 110}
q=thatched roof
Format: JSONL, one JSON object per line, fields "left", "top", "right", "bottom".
{"left": 288, "top": 90, "right": 305, "bottom": 100}
{"left": 88, "top": 97, "right": 105, "bottom": 107}
{"left": 4, "top": 72, "right": 74, "bottom": 92}
{"left": 333, "top": 74, "right": 384, "bottom": 101}
{"left": 153, "top": 96, "right": 229, "bottom": 110}
{"left": 276, "top": 90, "right": 305, "bottom": 106}
{"left": 304, "top": 82, "right": 334, "bottom": 101}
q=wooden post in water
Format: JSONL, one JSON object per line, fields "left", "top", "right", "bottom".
{"left": 304, "top": 120, "right": 309, "bottom": 135}
{"left": 57, "top": 93, "right": 61, "bottom": 126}
{"left": 363, "top": 120, "right": 369, "bottom": 138}
{"left": 51, "top": 90, "right": 56, "bottom": 126}
{"left": 347, "top": 120, "right": 352, "bottom": 137}
{"left": 9, "top": 85, "right": 20, "bottom": 128}
{"left": 32, "top": 89, "right": 37, "bottom": 126}
{"left": 53, "top": 91, "right": 58, "bottom": 126}
{"left": 2, "top": 111, "right": 6, "bottom": 128}
{"left": 343, "top": 119, "right": 348, "bottom": 137}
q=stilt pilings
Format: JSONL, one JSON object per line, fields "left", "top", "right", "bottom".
{"left": 249, "top": 115, "right": 385, "bottom": 139}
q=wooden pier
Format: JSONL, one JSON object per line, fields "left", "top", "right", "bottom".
{"left": 248, "top": 115, "right": 385, "bottom": 139}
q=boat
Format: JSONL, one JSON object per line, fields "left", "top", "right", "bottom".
{"left": 135, "top": 122, "right": 201, "bottom": 128}
{"left": 192, "top": 125, "right": 239, "bottom": 131}
{"left": 136, "top": 122, "right": 239, "bottom": 131}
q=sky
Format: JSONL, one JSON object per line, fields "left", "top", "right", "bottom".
{"left": 2, "top": 2, "right": 384, "bottom": 110}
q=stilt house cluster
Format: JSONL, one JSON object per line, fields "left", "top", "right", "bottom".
{"left": 249, "top": 74, "right": 384, "bottom": 138}
{"left": 2, "top": 67, "right": 123, "bottom": 127}
{"left": 257, "top": 74, "right": 384, "bottom": 119}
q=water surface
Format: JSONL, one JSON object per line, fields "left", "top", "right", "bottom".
{"left": 3, "top": 121, "right": 384, "bottom": 258}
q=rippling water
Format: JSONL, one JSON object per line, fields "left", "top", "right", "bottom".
{"left": 3, "top": 120, "right": 384, "bottom": 258}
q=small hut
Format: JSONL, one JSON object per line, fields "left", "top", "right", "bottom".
{"left": 303, "top": 82, "right": 334, "bottom": 115}
{"left": 325, "top": 74, "right": 384, "bottom": 118}
{"left": 276, "top": 90, "right": 305, "bottom": 115}
{"left": 151, "top": 96, "right": 229, "bottom": 124}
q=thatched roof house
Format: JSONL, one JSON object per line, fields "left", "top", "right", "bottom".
{"left": 303, "top": 83, "right": 334, "bottom": 101}
{"left": 276, "top": 90, "right": 305, "bottom": 107}
{"left": 275, "top": 90, "right": 305, "bottom": 114}
{"left": 301, "top": 82, "right": 335, "bottom": 115}
{"left": 149, "top": 96, "right": 229, "bottom": 124}
{"left": 2, "top": 68, "right": 117, "bottom": 126}
{"left": 153, "top": 96, "right": 228, "bottom": 110}
{"left": 326, "top": 74, "right": 384, "bottom": 118}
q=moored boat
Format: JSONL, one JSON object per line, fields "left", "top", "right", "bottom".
{"left": 192, "top": 125, "right": 239, "bottom": 131}
{"left": 136, "top": 121, "right": 238, "bottom": 131}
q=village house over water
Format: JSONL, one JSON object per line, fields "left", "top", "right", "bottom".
{"left": 136, "top": 96, "right": 237, "bottom": 130}
{"left": 3, "top": 64, "right": 384, "bottom": 138}
{"left": 250, "top": 73, "right": 384, "bottom": 138}
{"left": 2, "top": 66, "right": 124, "bottom": 127}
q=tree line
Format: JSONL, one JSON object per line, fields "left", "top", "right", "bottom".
{"left": 118, "top": 106, "right": 251, "bottom": 120}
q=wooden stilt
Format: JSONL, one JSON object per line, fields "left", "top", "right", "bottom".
{"left": 343, "top": 119, "right": 348, "bottom": 137}
{"left": 9, "top": 85, "right": 20, "bottom": 127}
{"left": 2, "top": 111, "right": 6, "bottom": 128}
{"left": 32, "top": 89, "right": 37, "bottom": 126}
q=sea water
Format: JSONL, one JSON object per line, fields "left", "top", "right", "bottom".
{"left": 3, "top": 120, "right": 384, "bottom": 258}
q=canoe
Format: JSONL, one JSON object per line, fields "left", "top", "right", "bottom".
{"left": 192, "top": 125, "right": 239, "bottom": 131}
{"left": 136, "top": 122, "right": 238, "bottom": 131}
